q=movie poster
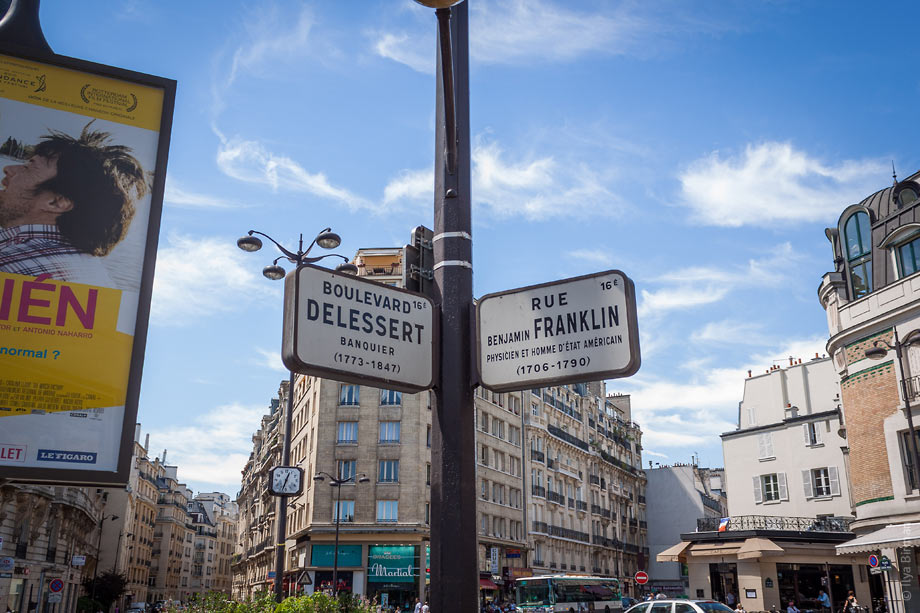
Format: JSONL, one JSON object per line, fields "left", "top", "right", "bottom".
{"left": 0, "top": 51, "right": 173, "bottom": 483}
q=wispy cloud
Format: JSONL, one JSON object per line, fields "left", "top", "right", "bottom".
{"left": 216, "top": 138, "right": 376, "bottom": 212}
{"left": 383, "top": 168, "right": 433, "bottom": 206}
{"left": 151, "top": 233, "right": 276, "bottom": 324}
{"left": 226, "top": 7, "right": 317, "bottom": 87}
{"left": 148, "top": 403, "right": 269, "bottom": 490}
{"left": 639, "top": 242, "right": 802, "bottom": 317}
{"left": 566, "top": 249, "right": 614, "bottom": 267}
{"left": 253, "top": 347, "right": 287, "bottom": 373}
{"left": 165, "top": 178, "right": 241, "bottom": 209}
{"left": 691, "top": 321, "right": 769, "bottom": 345}
{"left": 372, "top": 0, "right": 692, "bottom": 74}
{"left": 680, "top": 142, "right": 886, "bottom": 227}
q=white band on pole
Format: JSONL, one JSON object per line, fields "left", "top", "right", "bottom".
{"left": 433, "top": 231, "right": 472, "bottom": 242}
{"left": 434, "top": 260, "right": 472, "bottom": 270}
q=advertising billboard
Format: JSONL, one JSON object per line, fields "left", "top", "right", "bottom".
{"left": 0, "top": 46, "right": 175, "bottom": 485}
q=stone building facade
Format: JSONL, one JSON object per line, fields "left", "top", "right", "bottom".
{"left": 149, "top": 462, "right": 194, "bottom": 603}
{"left": 818, "top": 171, "right": 920, "bottom": 612}
{"left": 0, "top": 484, "right": 105, "bottom": 613}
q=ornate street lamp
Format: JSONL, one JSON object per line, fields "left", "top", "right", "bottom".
{"left": 313, "top": 471, "right": 370, "bottom": 597}
{"left": 236, "top": 228, "right": 356, "bottom": 602}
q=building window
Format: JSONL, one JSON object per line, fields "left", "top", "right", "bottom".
{"left": 808, "top": 467, "right": 838, "bottom": 497}
{"left": 378, "top": 460, "right": 399, "bottom": 483}
{"left": 379, "top": 421, "right": 401, "bottom": 443}
{"left": 337, "top": 421, "right": 358, "bottom": 444}
{"left": 426, "top": 463, "right": 431, "bottom": 486}
{"left": 896, "top": 182, "right": 920, "bottom": 208}
{"left": 481, "top": 479, "right": 488, "bottom": 500}
{"left": 844, "top": 211, "right": 872, "bottom": 298}
{"left": 804, "top": 422, "right": 823, "bottom": 446}
{"left": 900, "top": 429, "right": 920, "bottom": 491}
{"left": 754, "top": 473, "right": 786, "bottom": 503}
{"left": 757, "top": 432, "right": 775, "bottom": 459}
{"left": 337, "top": 460, "right": 356, "bottom": 481}
{"left": 897, "top": 233, "right": 920, "bottom": 278}
{"left": 376, "top": 500, "right": 398, "bottom": 522}
{"left": 333, "top": 500, "right": 355, "bottom": 523}
{"left": 380, "top": 389, "right": 402, "bottom": 406}
{"left": 339, "top": 385, "right": 360, "bottom": 406}
{"left": 481, "top": 514, "right": 489, "bottom": 535}
{"left": 426, "top": 425, "right": 431, "bottom": 448}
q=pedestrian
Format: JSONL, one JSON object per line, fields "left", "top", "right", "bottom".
{"left": 725, "top": 592, "right": 736, "bottom": 607}
{"left": 844, "top": 591, "right": 858, "bottom": 613}
{"left": 786, "top": 601, "right": 800, "bottom": 613}
{"left": 817, "top": 589, "right": 830, "bottom": 611}
{"left": 414, "top": 598, "right": 422, "bottom": 613}
{"left": 734, "top": 603, "right": 745, "bottom": 613}
{"left": 655, "top": 592, "right": 666, "bottom": 600}
{"left": 422, "top": 601, "right": 430, "bottom": 613}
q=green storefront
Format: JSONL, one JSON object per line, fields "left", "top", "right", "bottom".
{"left": 367, "top": 545, "right": 420, "bottom": 610}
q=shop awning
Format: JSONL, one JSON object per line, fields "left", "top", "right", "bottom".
{"left": 480, "top": 578, "right": 499, "bottom": 590}
{"left": 657, "top": 541, "right": 691, "bottom": 563}
{"left": 736, "top": 537, "right": 784, "bottom": 560}
{"left": 689, "top": 542, "right": 741, "bottom": 557}
{"left": 836, "top": 522, "right": 920, "bottom": 554}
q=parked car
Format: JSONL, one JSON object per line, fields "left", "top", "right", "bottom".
{"left": 126, "top": 604, "right": 147, "bottom": 613}
{"left": 626, "top": 601, "right": 734, "bottom": 613}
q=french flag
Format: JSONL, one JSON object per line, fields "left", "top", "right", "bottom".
{"left": 718, "top": 518, "right": 730, "bottom": 532}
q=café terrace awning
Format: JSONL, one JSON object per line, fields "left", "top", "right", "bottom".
{"left": 656, "top": 541, "right": 692, "bottom": 563}
{"left": 689, "top": 542, "right": 741, "bottom": 557}
{"left": 480, "top": 578, "right": 499, "bottom": 590}
{"left": 836, "top": 523, "right": 920, "bottom": 555}
{"left": 736, "top": 537, "right": 784, "bottom": 560}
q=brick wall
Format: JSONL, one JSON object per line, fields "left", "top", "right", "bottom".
{"left": 840, "top": 360, "right": 897, "bottom": 504}
{"left": 844, "top": 329, "right": 893, "bottom": 366}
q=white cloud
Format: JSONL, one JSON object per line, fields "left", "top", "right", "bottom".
{"left": 691, "top": 321, "right": 769, "bottom": 345}
{"left": 383, "top": 168, "right": 433, "bottom": 206}
{"left": 165, "top": 178, "right": 240, "bottom": 209}
{"left": 147, "top": 403, "right": 268, "bottom": 490}
{"left": 680, "top": 142, "right": 886, "bottom": 227}
{"left": 566, "top": 249, "right": 614, "bottom": 267}
{"left": 254, "top": 347, "right": 287, "bottom": 373}
{"left": 216, "top": 138, "right": 376, "bottom": 212}
{"left": 227, "top": 7, "right": 316, "bottom": 87}
{"left": 638, "top": 286, "right": 729, "bottom": 318}
{"left": 151, "top": 233, "right": 277, "bottom": 323}
{"left": 372, "top": 0, "right": 666, "bottom": 73}
{"left": 374, "top": 32, "right": 433, "bottom": 75}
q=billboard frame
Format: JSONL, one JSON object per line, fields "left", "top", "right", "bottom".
{"left": 0, "top": 42, "right": 176, "bottom": 487}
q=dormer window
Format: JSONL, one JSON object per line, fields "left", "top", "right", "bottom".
{"left": 895, "top": 182, "right": 920, "bottom": 208}
{"left": 897, "top": 231, "right": 920, "bottom": 278}
{"left": 844, "top": 211, "right": 872, "bottom": 298}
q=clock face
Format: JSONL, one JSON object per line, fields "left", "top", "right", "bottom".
{"left": 270, "top": 466, "right": 303, "bottom": 495}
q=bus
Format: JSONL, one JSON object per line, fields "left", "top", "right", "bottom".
{"left": 515, "top": 575, "right": 623, "bottom": 613}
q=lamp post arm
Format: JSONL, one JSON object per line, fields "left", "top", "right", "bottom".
{"left": 303, "top": 254, "right": 350, "bottom": 266}
{"left": 246, "top": 230, "right": 300, "bottom": 262}
{"left": 301, "top": 227, "right": 333, "bottom": 259}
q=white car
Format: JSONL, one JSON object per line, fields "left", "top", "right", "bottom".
{"left": 625, "top": 601, "right": 734, "bottom": 613}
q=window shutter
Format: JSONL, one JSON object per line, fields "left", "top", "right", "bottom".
{"left": 758, "top": 434, "right": 768, "bottom": 459}
{"left": 802, "top": 469, "right": 813, "bottom": 499}
{"left": 803, "top": 424, "right": 811, "bottom": 445}
{"left": 778, "top": 472, "right": 788, "bottom": 500}
{"left": 753, "top": 476, "right": 763, "bottom": 504}
{"left": 748, "top": 407, "right": 756, "bottom": 426}
{"left": 764, "top": 433, "right": 774, "bottom": 457}
{"left": 829, "top": 466, "right": 840, "bottom": 496}
{"left": 814, "top": 422, "right": 823, "bottom": 444}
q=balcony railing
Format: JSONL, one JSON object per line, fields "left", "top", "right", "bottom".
{"left": 589, "top": 474, "right": 600, "bottom": 486}
{"left": 591, "top": 504, "right": 603, "bottom": 515}
{"left": 576, "top": 501, "right": 587, "bottom": 512}
{"left": 531, "top": 449, "right": 545, "bottom": 463}
{"left": 532, "top": 485, "right": 546, "bottom": 498}
{"left": 695, "top": 515, "right": 854, "bottom": 533}
{"left": 547, "top": 425, "right": 589, "bottom": 452}
{"left": 907, "top": 374, "right": 920, "bottom": 399}
{"left": 547, "top": 491, "right": 565, "bottom": 505}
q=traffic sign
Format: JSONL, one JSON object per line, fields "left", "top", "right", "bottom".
{"left": 49, "top": 578, "right": 64, "bottom": 593}
{"left": 879, "top": 556, "right": 892, "bottom": 570}
{"left": 282, "top": 264, "right": 437, "bottom": 393}
{"left": 868, "top": 554, "right": 879, "bottom": 568}
{"left": 47, "top": 593, "right": 62, "bottom": 604}
{"left": 635, "top": 571, "right": 649, "bottom": 585}
{"left": 476, "top": 270, "right": 640, "bottom": 392}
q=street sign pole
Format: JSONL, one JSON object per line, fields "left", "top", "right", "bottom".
{"left": 430, "top": 3, "right": 477, "bottom": 613}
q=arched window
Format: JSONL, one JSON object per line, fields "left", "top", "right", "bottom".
{"left": 844, "top": 211, "right": 872, "bottom": 298}
{"left": 896, "top": 181, "right": 920, "bottom": 208}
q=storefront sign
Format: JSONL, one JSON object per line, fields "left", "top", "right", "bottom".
{"left": 506, "top": 549, "right": 521, "bottom": 558}
{"left": 476, "top": 270, "right": 640, "bottom": 392}
{"left": 368, "top": 545, "right": 417, "bottom": 583}
{"left": 311, "top": 544, "right": 362, "bottom": 567}
{"left": 0, "top": 46, "right": 176, "bottom": 487}
{"left": 490, "top": 547, "right": 499, "bottom": 575}
{"left": 0, "top": 557, "right": 12, "bottom": 571}
{"left": 283, "top": 265, "right": 437, "bottom": 393}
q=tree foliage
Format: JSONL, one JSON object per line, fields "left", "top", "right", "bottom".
{"left": 81, "top": 570, "right": 128, "bottom": 612}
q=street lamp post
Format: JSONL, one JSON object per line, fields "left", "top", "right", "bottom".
{"left": 313, "top": 471, "right": 369, "bottom": 596}
{"left": 413, "top": 1, "right": 478, "bottom": 611}
{"left": 90, "top": 513, "right": 119, "bottom": 604}
{"left": 237, "top": 228, "right": 357, "bottom": 603}
{"left": 865, "top": 328, "right": 920, "bottom": 490}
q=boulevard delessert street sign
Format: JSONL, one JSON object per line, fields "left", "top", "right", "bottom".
{"left": 282, "top": 264, "right": 436, "bottom": 393}
{"left": 476, "top": 270, "right": 640, "bottom": 392}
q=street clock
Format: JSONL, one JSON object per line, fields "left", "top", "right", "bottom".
{"left": 269, "top": 466, "right": 304, "bottom": 496}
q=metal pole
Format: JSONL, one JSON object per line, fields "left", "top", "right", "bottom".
{"left": 333, "top": 482, "right": 342, "bottom": 597}
{"left": 272, "top": 370, "right": 295, "bottom": 602}
{"left": 430, "top": 3, "right": 477, "bottom": 613}
{"left": 91, "top": 517, "right": 103, "bottom": 603}
{"left": 894, "top": 329, "right": 920, "bottom": 491}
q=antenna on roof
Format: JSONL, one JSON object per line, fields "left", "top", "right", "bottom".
{"left": 892, "top": 160, "right": 898, "bottom": 186}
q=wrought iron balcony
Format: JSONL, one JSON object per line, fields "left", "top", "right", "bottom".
{"left": 695, "top": 515, "right": 854, "bottom": 533}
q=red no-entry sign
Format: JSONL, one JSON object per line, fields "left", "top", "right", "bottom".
{"left": 635, "top": 571, "right": 649, "bottom": 585}
{"left": 49, "top": 579, "right": 64, "bottom": 593}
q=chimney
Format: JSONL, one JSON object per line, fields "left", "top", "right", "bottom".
{"left": 144, "top": 433, "right": 150, "bottom": 452}
{"left": 784, "top": 404, "right": 799, "bottom": 419}
{"left": 162, "top": 449, "right": 167, "bottom": 464}
{"left": 747, "top": 370, "right": 752, "bottom": 378}
{"left": 789, "top": 356, "right": 794, "bottom": 366}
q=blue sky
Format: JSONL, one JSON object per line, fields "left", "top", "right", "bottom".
{"left": 32, "top": 0, "right": 920, "bottom": 494}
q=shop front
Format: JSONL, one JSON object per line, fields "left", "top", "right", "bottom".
{"left": 309, "top": 544, "right": 364, "bottom": 597}
{"left": 367, "top": 545, "right": 420, "bottom": 611}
